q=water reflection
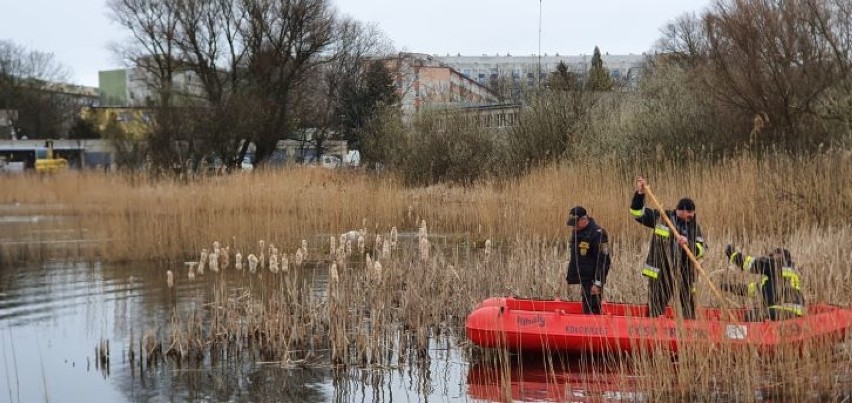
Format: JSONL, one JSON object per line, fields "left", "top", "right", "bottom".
{"left": 466, "top": 353, "right": 640, "bottom": 402}
{"left": 0, "top": 257, "right": 470, "bottom": 402}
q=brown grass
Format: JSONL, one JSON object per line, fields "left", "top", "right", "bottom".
{"left": 2, "top": 151, "right": 851, "bottom": 398}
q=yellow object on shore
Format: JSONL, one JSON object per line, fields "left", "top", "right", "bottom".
{"left": 35, "top": 140, "right": 68, "bottom": 173}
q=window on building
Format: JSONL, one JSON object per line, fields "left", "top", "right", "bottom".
{"left": 116, "top": 112, "right": 134, "bottom": 122}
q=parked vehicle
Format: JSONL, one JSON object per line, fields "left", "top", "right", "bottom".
{"left": 0, "top": 156, "right": 25, "bottom": 173}
{"left": 34, "top": 140, "right": 68, "bottom": 173}
{"left": 319, "top": 155, "right": 341, "bottom": 169}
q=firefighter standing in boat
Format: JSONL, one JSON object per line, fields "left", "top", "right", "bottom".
{"left": 722, "top": 245, "right": 806, "bottom": 321}
{"left": 630, "top": 177, "right": 706, "bottom": 319}
{"left": 565, "top": 206, "right": 612, "bottom": 315}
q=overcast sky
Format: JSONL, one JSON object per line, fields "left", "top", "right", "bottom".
{"left": 0, "top": 0, "right": 712, "bottom": 88}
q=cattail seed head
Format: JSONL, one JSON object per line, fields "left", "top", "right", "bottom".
{"left": 295, "top": 247, "right": 304, "bottom": 267}
{"left": 198, "top": 248, "right": 208, "bottom": 273}
{"left": 269, "top": 253, "right": 279, "bottom": 274}
{"left": 390, "top": 227, "right": 398, "bottom": 249}
{"left": 419, "top": 237, "right": 430, "bottom": 261}
{"left": 220, "top": 247, "right": 230, "bottom": 270}
{"left": 281, "top": 253, "right": 289, "bottom": 273}
{"left": 382, "top": 239, "right": 390, "bottom": 259}
{"left": 329, "top": 262, "right": 339, "bottom": 284}
{"left": 185, "top": 262, "right": 197, "bottom": 280}
{"left": 208, "top": 250, "right": 219, "bottom": 272}
{"left": 372, "top": 261, "right": 382, "bottom": 284}
{"left": 248, "top": 254, "right": 258, "bottom": 273}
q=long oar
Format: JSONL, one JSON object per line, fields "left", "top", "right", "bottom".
{"left": 642, "top": 184, "right": 736, "bottom": 321}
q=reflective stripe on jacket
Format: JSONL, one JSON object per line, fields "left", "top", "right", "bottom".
{"left": 731, "top": 251, "right": 806, "bottom": 316}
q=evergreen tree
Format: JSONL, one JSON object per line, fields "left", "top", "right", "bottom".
{"left": 547, "top": 61, "right": 577, "bottom": 91}
{"left": 338, "top": 60, "right": 399, "bottom": 148}
{"left": 587, "top": 46, "right": 613, "bottom": 91}
{"left": 363, "top": 60, "right": 399, "bottom": 107}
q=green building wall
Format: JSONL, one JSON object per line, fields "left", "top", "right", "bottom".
{"left": 98, "top": 70, "right": 127, "bottom": 106}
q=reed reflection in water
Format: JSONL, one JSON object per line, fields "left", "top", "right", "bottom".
{"left": 0, "top": 258, "right": 471, "bottom": 402}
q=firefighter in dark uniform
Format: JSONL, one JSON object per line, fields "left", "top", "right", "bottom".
{"left": 630, "top": 177, "right": 706, "bottom": 319}
{"left": 565, "top": 206, "right": 612, "bottom": 315}
{"left": 722, "top": 245, "right": 806, "bottom": 321}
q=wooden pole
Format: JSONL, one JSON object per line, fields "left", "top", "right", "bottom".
{"left": 642, "top": 185, "right": 735, "bottom": 320}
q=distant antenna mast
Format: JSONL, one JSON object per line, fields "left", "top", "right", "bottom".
{"left": 538, "top": 0, "right": 543, "bottom": 88}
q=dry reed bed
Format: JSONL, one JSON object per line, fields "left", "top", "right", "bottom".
{"left": 0, "top": 151, "right": 850, "bottom": 264}
{"left": 2, "top": 152, "right": 850, "bottom": 397}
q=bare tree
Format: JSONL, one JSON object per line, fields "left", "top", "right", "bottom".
{"left": 655, "top": 0, "right": 852, "bottom": 150}
{"left": 109, "top": 0, "right": 181, "bottom": 106}
{"left": 294, "top": 18, "right": 391, "bottom": 164}
{"left": 236, "top": 0, "right": 336, "bottom": 164}
{"left": 806, "top": 0, "right": 852, "bottom": 137}
{"left": 110, "top": 0, "right": 340, "bottom": 170}
{"left": 0, "top": 40, "right": 73, "bottom": 139}
{"left": 172, "top": 0, "right": 251, "bottom": 169}
{"left": 109, "top": 0, "right": 184, "bottom": 169}
{"left": 656, "top": 12, "right": 709, "bottom": 68}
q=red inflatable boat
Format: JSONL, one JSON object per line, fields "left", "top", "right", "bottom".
{"left": 465, "top": 297, "right": 852, "bottom": 353}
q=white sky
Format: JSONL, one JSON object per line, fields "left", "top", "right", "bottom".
{"left": 0, "top": 0, "right": 713, "bottom": 88}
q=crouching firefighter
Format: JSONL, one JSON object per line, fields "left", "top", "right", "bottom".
{"left": 722, "top": 245, "right": 806, "bottom": 321}
{"left": 630, "top": 176, "right": 706, "bottom": 320}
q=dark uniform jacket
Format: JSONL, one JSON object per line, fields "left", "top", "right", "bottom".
{"left": 566, "top": 218, "right": 611, "bottom": 286}
{"left": 728, "top": 251, "right": 806, "bottom": 316}
{"left": 629, "top": 193, "right": 706, "bottom": 281}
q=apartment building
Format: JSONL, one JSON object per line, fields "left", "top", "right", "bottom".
{"left": 98, "top": 67, "right": 204, "bottom": 107}
{"left": 435, "top": 53, "right": 646, "bottom": 89}
{"left": 384, "top": 53, "right": 500, "bottom": 115}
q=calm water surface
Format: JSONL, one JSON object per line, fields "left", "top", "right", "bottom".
{"left": 0, "top": 256, "right": 475, "bottom": 403}
{"left": 0, "top": 215, "right": 475, "bottom": 402}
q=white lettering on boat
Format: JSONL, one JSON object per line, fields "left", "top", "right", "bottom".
{"left": 516, "top": 315, "right": 546, "bottom": 327}
{"left": 564, "top": 325, "right": 608, "bottom": 336}
{"left": 629, "top": 325, "right": 708, "bottom": 339}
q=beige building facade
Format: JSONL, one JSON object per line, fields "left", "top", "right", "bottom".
{"left": 384, "top": 53, "right": 499, "bottom": 116}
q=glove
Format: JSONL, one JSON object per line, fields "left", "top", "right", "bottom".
{"left": 724, "top": 244, "right": 735, "bottom": 259}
